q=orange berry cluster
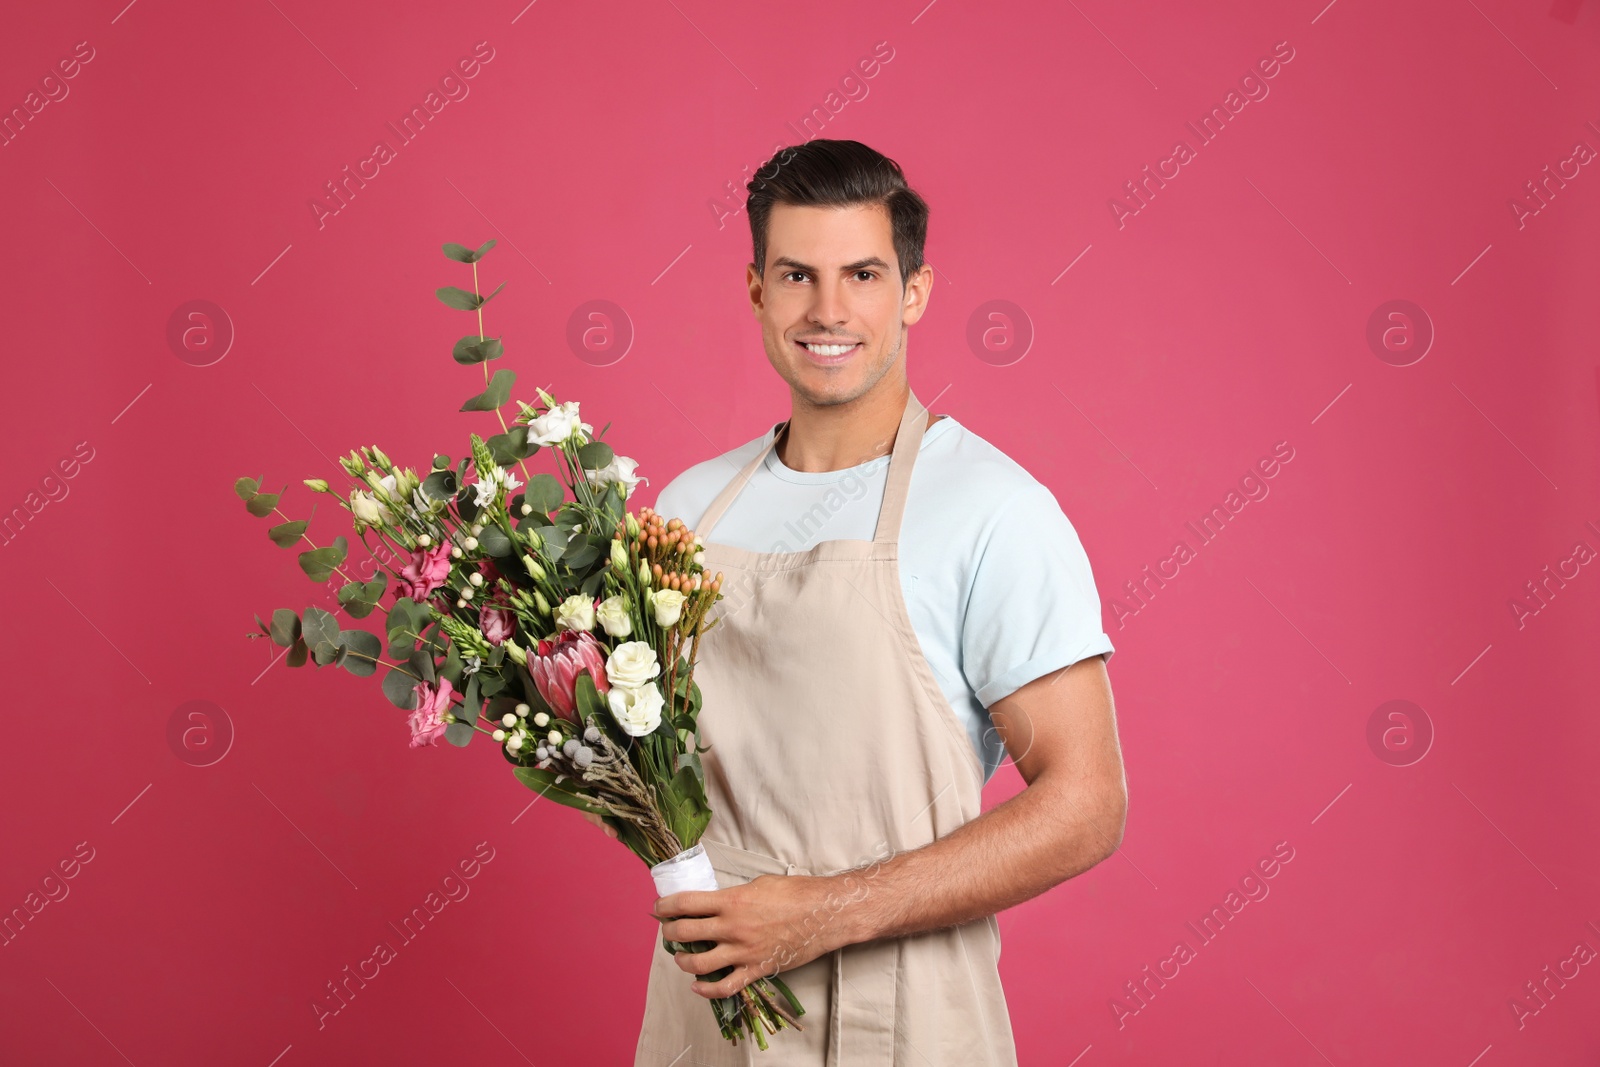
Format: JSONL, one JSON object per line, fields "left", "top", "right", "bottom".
{"left": 635, "top": 508, "right": 722, "bottom": 594}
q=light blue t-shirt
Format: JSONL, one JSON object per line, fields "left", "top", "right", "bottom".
{"left": 651, "top": 413, "right": 1115, "bottom": 785}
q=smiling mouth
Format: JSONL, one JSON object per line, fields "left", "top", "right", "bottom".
{"left": 796, "top": 340, "right": 861, "bottom": 361}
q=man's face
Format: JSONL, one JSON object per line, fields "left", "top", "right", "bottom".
{"left": 748, "top": 202, "right": 932, "bottom": 407}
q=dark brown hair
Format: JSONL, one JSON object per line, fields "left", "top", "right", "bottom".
{"left": 745, "top": 139, "right": 929, "bottom": 288}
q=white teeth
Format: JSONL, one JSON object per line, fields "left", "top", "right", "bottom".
{"left": 803, "top": 342, "right": 856, "bottom": 356}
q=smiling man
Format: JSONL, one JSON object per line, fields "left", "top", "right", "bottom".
{"left": 632, "top": 139, "right": 1127, "bottom": 1065}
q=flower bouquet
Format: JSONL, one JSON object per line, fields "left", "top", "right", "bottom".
{"left": 235, "top": 238, "right": 804, "bottom": 1048}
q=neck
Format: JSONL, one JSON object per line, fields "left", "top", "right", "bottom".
{"left": 776, "top": 377, "right": 942, "bottom": 473}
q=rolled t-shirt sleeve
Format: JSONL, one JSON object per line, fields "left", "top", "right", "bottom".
{"left": 962, "top": 483, "right": 1116, "bottom": 709}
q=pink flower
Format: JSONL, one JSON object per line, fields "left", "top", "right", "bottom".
{"left": 530, "top": 630, "right": 610, "bottom": 720}
{"left": 394, "top": 544, "right": 453, "bottom": 601}
{"left": 479, "top": 605, "right": 515, "bottom": 646}
{"left": 408, "top": 678, "right": 455, "bottom": 748}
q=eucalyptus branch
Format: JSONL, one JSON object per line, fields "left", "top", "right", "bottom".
{"left": 272, "top": 506, "right": 357, "bottom": 585}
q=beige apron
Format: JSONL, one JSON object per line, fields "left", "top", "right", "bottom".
{"left": 634, "top": 390, "right": 1019, "bottom": 1066}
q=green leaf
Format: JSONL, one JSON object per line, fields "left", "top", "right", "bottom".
{"left": 441, "top": 238, "right": 497, "bottom": 263}
{"left": 441, "top": 641, "right": 464, "bottom": 687}
{"left": 383, "top": 664, "right": 418, "bottom": 708}
{"left": 451, "top": 335, "right": 505, "bottom": 365}
{"left": 269, "top": 608, "right": 300, "bottom": 648}
{"left": 445, "top": 721, "right": 474, "bottom": 746}
{"left": 297, "top": 536, "right": 348, "bottom": 582}
{"left": 562, "top": 537, "right": 601, "bottom": 569}
{"left": 287, "top": 636, "right": 309, "bottom": 668}
{"left": 454, "top": 482, "right": 481, "bottom": 525}
{"left": 462, "top": 673, "right": 482, "bottom": 725}
{"left": 268, "top": 519, "right": 308, "bottom": 548}
{"left": 486, "top": 426, "right": 534, "bottom": 465}
{"left": 574, "top": 671, "right": 609, "bottom": 726}
{"left": 523, "top": 473, "right": 565, "bottom": 514}
{"left": 477, "top": 524, "right": 513, "bottom": 557}
{"left": 245, "top": 487, "right": 283, "bottom": 517}
{"left": 478, "top": 672, "right": 506, "bottom": 698}
{"left": 460, "top": 369, "right": 515, "bottom": 412}
{"left": 386, "top": 598, "right": 427, "bottom": 658}
{"left": 675, "top": 749, "right": 706, "bottom": 791}
{"left": 538, "top": 522, "right": 575, "bottom": 559}
{"left": 302, "top": 607, "right": 340, "bottom": 665}
{"left": 420, "top": 469, "right": 456, "bottom": 503}
{"left": 407, "top": 647, "right": 437, "bottom": 685}
{"left": 435, "top": 285, "right": 481, "bottom": 310}
{"left": 576, "top": 441, "right": 614, "bottom": 470}
{"left": 234, "top": 476, "right": 261, "bottom": 501}
{"left": 512, "top": 766, "right": 608, "bottom": 815}
{"left": 337, "top": 629, "right": 381, "bottom": 677}
{"left": 338, "top": 571, "right": 388, "bottom": 618}
{"left": 480, "top": 280, "right": 507, "bottom": 306}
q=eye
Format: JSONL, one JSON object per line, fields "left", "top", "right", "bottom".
{"left": 854, "top": 270, "right": 877, "bottom": 282}
{"left": 782, "top": 271, "right": 809, "bottom": 283}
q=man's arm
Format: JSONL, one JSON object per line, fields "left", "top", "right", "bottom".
{"left": 653, "top": 652, "right": 1126, "bottom": 998}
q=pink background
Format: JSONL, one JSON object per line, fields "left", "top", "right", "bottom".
{"left": 2, "top": 0, "right": 1597, "bottom": 1063}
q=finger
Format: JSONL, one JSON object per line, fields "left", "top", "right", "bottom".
{"left": 660, "top": 916, "right": 721, "bottom": 944}
{"left": 672, "top": 940, "right": 743, "bottom": 976}
{"left": 653, "top": 890, "right": 722, "bottom": 919}
{"left": 692, "top": 965, "right": 750, "bottom": 999}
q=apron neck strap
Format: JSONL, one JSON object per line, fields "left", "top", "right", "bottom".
{"left": 872, "top": 388, "right": 928, "bottom": 543}
{"left": 692, "top": 389, "right": 930, "bottom": 546}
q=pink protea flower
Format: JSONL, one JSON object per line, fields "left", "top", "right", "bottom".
{"left": 394, "top": 543, "right": 453, "bottom": 601}
{"left": 479, "top": 605, "right": 515, "bottom": 646}
{"left": 408, "top": 678, "right": 455, "bottom": 748}
{"left": 530, "top": 630, "right": 610, "bottom": 720}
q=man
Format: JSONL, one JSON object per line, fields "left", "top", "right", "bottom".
{"left": 631, "top": 139, "right": 1127, "bottom": 1065}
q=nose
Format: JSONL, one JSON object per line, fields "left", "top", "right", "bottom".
{"left": 806, "top": 276, "right": 848, "bottom": 332}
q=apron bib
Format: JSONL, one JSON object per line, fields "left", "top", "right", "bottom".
{"left": 634, "top": 390, "right": 1019, "bottom": 1066}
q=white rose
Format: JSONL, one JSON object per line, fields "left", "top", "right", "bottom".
{"left": 585, "top": 455, "right": 649, "bottom": 500}
{"left": 605, "top": 641, "right": 661, "bottom": 689}
{"left": 652, "top": 588, "right": 686, "bottom": 627}
{"left": 596, "top": 595, "right": 632, "bottom": 638}
{"left": 554, "top": 594, "right": 596, "bottom": 632}
{"left": 608, "top": 683, "right": 664, "bottom": 737}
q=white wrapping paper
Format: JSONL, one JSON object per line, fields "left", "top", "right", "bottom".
{"left": 650, "top": 841, "right": 720, "bottom": 896}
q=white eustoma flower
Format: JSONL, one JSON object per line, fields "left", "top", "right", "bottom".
{"left": 470, "top": 463, "right": 524, "bottom": 507}
{"left": 350, "top": 489, "right": 392, "bottom": 526}
{"left": 596, "top": 595, "right": 633, "bottom": 638}
{"left": 608, "top": 683, "right": 665, "bottom": 737}
{"left": 526, "top": 401, "right": 594, "bottom": 447}
{"left": 652, "top": 589, "right": 686, "bottom": 627}
{"left": 605, "top": 641, "right": 661, "bottom": 689}
{"left": 554, "top": 594, "right": 596, "bottom": 632}
{"left": 585, "top": 455, "right": 648, "bottom": 500}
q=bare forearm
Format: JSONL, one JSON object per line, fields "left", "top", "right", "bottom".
{"left": 828, "top": 774, "right": 1125, "bottom": 947}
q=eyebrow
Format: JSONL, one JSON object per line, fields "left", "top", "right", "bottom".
{"left": 770, "top": 255, "right": 892, "bottom": 275}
